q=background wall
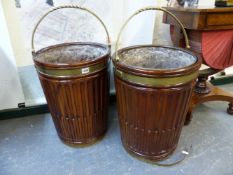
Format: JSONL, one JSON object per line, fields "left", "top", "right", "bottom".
{"left": 198, "top": 0, "right": 215, "bottom": 6}
{"left": 0, "top": 0, "right": 25, "bottom": 109}
{"left": 1, "top": 0, "right": 32, "bottom": 67}
{"left": 0, "top": 0, "right": 228, "bottom": 68}
{"left": 1, "top": 0, "right": 157, "bottom": 96}
{"left": 2, "top": 0, "right": 156, "bottom": 67}
{"left": 153, "top": 0, "right": 172, "bottom": 46}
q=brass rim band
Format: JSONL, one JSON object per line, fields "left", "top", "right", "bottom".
{"left": 115, "top": 68, "right": 198, "bottom": 87}
{"left": 36, "top": 62, "right": 107, "bottom": 78}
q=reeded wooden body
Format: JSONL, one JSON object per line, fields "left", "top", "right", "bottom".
{"left": 38, "top": 69, "right": 109, "bottom": 145}
{"left": 33, "top": 43, "right": 110, "bottom": 145}
{"left": 115, "top": 77, "right": 194, "bottom": 161}
{"left": 113, "top": 45, "right": 201, "bottom": 161}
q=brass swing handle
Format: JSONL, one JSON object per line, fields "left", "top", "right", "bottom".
{"left": 31, "top": 4, "right": 110, "bottom": 54}
{"left": 115, "top": 6, "right": 190, "bottom": 61}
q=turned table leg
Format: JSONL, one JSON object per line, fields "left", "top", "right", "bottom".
{"left": 185, "top": 75, "right": 211, "bottom": 125}
{"left": 184, "top": 67, "right": 233, "bottom": 125}
{"left": 227, "top": 103, "right": 233, "bottom": 115}
{"left": 194, "top": 75, "right": 211, "bottom": 94}
{"left": 184, "top": 109, "right": 193, "bottom": 126}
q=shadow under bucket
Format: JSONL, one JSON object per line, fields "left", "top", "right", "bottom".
{"left": 32, "top": 5, "right": 110, "bottom": 145}
{"left": 112, "top": 7, "right": 201, "bottom": 161}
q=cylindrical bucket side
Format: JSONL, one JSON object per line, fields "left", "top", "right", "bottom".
{"left": 31, "top": 5, "right": 111, "bottom": 146}
{"left": 38, "top": 68, "right": 109, "bottom": 144}
{"left": 115, "top": 76, "right": 194, "bottom": 161}
{"left": 112, "top": 6, "right": 201, "bottom": 162}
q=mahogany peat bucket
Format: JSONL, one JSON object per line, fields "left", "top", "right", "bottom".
{"left": 112, "top": 7, "right": 201, "bottom": 161}
{"left": 31, "top": 5, "right": 110, "bottom": 145}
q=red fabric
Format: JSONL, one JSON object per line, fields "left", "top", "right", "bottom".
{"left": 202, "top": 30, "right": 233, "bottom": 70}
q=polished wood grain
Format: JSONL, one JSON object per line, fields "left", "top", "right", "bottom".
{"left": 115, "top": 77, "right": 194, "bottom": 161}
{"left": 163, "top": 6, "right": 233, "bottom": 30}
{"left": 186, "top": 82, "right": 233, "bottom": 124}
{"left": 113, "top": 45, "right": 201, "bottom": 161}
{"left": 163, "top": 6, "right": 233, "bottom": 125}
{"left": 33, "top": 43, "right": 110, "bottom": 145}
{"left": 165, "top": 6, "right": 233, "bottom": 12}
{"left": 38, "top": 68, "right": 109, "bottom": 145}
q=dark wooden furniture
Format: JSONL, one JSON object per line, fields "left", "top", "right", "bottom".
{"left": 113, "top": 45, "right": 201, "bottom": 161}
{"left": 34, "top": 43, "right": 110, "bottom": 145}
{"left": 112, "top": 7, "right": 202, "bottom": 162}
{"left": 163, "top": 6, "right": 233, "bottom": 125}
{"left": 31, "top": 5, "right": 111, "bottom": 145}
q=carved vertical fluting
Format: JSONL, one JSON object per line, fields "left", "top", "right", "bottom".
{"left": 115, "top": 77, "right": 193, "bottom": 160}
{"left": 38, "top": 69, "right": 108, "bottom": 145}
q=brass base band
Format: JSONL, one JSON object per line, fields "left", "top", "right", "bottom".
{"left": 36, "top": 62, "right": 107, "bottom": 78}
{"left": 115, "top": 68, "right": 198, "bottom": 87}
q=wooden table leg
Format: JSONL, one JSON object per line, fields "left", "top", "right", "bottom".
{"left": 227, "top": 103, "right": 233, "bottom": 115}
{"left": 185, "top": 82, "right": 233, "bottom": 125}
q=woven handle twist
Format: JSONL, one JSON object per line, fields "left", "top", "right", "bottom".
{"left": 115, "top": 6, "right": 190, "bottom": 61}
{"left": 31, "top": 4, "right": 110, "bottom": 53}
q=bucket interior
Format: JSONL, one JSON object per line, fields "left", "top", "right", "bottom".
{"left": 34, "top": 43, "right": 108, "bottom": 64}
{"left": 117, "top": 46, "right": 197, "bottom": 70}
